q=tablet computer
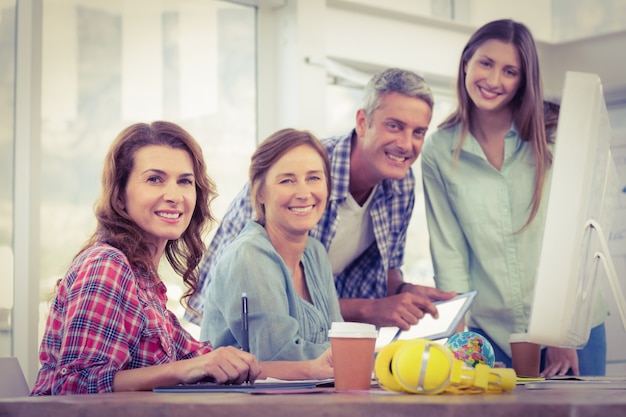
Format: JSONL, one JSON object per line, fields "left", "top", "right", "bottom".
{"left": 375, "top": 290, "right": 478, "bottom": 349}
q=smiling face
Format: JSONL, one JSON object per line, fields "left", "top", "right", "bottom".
{"left": 354, "top": 91, "right": 432, "bottom": 187}
{"left": 258, "top": 144, "right": 328, "bottom": 240}
{"left": 121, "top": 145, "right": 197, "bottom": 256}
{"left": 464, "top": 39, "right": 522, "bottom": 114}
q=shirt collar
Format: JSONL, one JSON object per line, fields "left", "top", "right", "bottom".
{"left": 452, "top": 122, "right": 520, "bottom": 155}
{"left": 328, "top": 130, "right": 354, "bottom": 202}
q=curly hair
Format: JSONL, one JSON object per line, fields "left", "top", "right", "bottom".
{"left": 80, "top": 121, "right": 217, "bottom": 313}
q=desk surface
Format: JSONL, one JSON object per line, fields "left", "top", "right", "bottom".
{"left": 2, "top": 386, "right": 626, "bottom": 417}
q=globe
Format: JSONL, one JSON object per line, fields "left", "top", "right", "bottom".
{"left": 445, "top": 331, "right": 496, "bottom": 368}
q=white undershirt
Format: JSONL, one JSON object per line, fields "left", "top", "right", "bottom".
{"left": 327, "top": 186, "right": 377, "bottom": 276}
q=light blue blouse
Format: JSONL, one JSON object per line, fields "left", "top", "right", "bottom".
{"left": 421, "top": 123, "right": 606, "bottom": 356}
{"left": 200, "top": 221, "right": 343, "bottom": 361}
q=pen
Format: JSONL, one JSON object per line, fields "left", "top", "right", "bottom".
{"left": 241, "top": 292, "right": 250, "bottom": 384}
{"left": 241, "top": 292, "right": 250, "bottom": 353}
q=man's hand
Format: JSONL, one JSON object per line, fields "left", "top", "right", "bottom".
{"left": 339, "top": 284, "right": 456, "bottom": 329}
{"left": 399, "top": 284, "right": 457, "bottom": 316}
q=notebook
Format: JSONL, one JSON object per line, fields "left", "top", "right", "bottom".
{"left": 524, "top": 376, "right": 626, "bottom": 390}
{"left": 154, "top": 379, "right": 334, "bottom": 393}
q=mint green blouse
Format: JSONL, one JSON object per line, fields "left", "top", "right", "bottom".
{"left": 200, "top": 221, "right": 343, "bottom": 361}
{"left": 421, "top": 123, "right": 606, "bottom": 356}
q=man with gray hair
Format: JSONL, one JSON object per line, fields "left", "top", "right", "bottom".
{"left": 188, "top": 68, "right": 455, "bottom": 332}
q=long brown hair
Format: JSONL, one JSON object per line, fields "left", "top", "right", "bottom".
{"left": 81, "top": 121, "right": 217, "bottom": 312}
{"left": 440, "top": 19, "right": 552, "bottom": 230}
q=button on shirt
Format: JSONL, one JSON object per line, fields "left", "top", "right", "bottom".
{"left": 31, "top": 243, "right": 212, "bottom": 395}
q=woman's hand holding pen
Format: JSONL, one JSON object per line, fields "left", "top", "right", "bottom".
{"left": 182, "top": 346, "right": 261, "bottom": 385}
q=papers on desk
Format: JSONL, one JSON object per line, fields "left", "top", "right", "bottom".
{"left": 515, "top": 376, "right": 545, "bottom": 385}
{"left": 524, "top": 376, "right": 626, "bottom": 390}
{"left": 153, "top": 378, "right": 334, "bottom": 393}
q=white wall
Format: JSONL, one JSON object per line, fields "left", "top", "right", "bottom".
{"left": 466, "top": 0, "right": 553, "bottom": 41}
{"left": 324, "top": 5, "right": 468, "bottom": 85}
{"left": 606, "top": 108, "right": 626, "bottom": 376}
{"left": 260, "top": 0, "right": 626, "bottom": 122}
{"left": 539, "top": 30, "right": 626, "bottom": 99}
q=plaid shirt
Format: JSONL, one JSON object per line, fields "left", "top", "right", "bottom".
{"left": 32, "top": 243, "right": 212, "bottom": 395}
{"left": 186, "top": 130, "right": 416, "bottom": 324}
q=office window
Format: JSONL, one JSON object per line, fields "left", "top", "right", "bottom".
{"left": 0, "top": 0, "right": 15, "bottom": 356}
{"left": 39, "top": 0, "right": 256, "bottom": 336}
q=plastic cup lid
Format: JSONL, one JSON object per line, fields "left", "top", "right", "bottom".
{"left": 327, "top": 322, "right": 378, "bottom": 338}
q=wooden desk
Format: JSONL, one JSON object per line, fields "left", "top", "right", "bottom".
{"left": 2, "top": 386, "right": 626, "bottom": 417}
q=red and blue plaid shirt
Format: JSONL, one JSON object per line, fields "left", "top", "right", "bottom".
{"left": 32, "top": 243, "right": 212, "bottom": 395}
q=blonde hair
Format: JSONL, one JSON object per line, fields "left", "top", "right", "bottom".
{"left": 249, "top": 128, "right": 330, "bottom": 225}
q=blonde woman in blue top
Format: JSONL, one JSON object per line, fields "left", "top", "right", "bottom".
{"left": 201, "top": 129, "right": 341, "bottom": 376}
{"left": 421, "top": 19, "right": 607, "bottom": 377}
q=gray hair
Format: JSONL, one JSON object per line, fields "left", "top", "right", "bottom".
{"left": 362, "top": 68, "right": 434, "bottom": 122}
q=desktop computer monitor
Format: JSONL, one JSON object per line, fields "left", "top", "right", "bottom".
{"left": 526, "top": 71, "right": 625, "bottom": 348}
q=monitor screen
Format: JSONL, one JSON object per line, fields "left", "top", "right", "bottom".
{"left": 527, "top": 71, "right": 623, "bottom": 348}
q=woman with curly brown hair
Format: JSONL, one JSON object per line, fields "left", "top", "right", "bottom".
{"left": 32, "top": 121, "right": 261, "bottom": 394}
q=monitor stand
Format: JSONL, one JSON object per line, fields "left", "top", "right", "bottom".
{"left": 542, "top": 218, "right": 626, "bottom": 349}
{"left": 588, "top": 219, "right": 626, "bottom": 335}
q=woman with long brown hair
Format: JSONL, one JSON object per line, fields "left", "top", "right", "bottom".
{"left": 421, "top": 19, "right": 606, "bottom": 377}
